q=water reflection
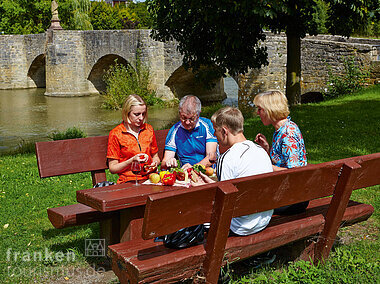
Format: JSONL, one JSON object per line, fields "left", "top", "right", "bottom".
{"left": 0, "top": 89, "right": 178, "bottom": 153}
{"left": 0, "top": 78, "right": 238, "bottom": 153}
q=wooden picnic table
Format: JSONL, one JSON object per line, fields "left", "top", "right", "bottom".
{"left": 76, "top": 182, "right": 188, "bottom": 242}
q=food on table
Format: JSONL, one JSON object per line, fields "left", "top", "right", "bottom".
{"left": 205, "top": 167, "right": 214, "bottom": 176}
{"left": 159, "top": 170, "right": 169, "bottom": 181}
{"left": 149, "top": 173, "right": 160, "bottom": 184}
{"left": 193, "top": 164, "right": 206, "bottom": 174}
{"left": 140, "top": 163, "right": 158, "bottom": 176}
{"left": 174, "top": 168, "right": 186, "bottom": 181}
{"left": 186, "top": 168, "right": 199, "bottom": 182}
{"left": 162, "top": 173, "right": 176, "bottom": 186}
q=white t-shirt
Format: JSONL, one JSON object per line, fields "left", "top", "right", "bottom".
{"left": 216, "top": 140, "right": 273, "bottom": 236}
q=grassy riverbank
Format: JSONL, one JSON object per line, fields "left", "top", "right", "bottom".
{"left": 0, "top": 85, "right": 379, "bottom": 283}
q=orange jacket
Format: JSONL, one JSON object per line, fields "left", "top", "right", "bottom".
{"left": 107, "top": 123, "right": 158, "bottom": 183}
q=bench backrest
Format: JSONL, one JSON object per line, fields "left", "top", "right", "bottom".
{"left": 142, "top": 152, "right": 379, "bottom": 283}
{"left": 35, "top": 129, "right": 170, "bottom": 184}
{"left": 142, "top": 160, "right": 341, "bottom": 238}
{"left": 142, "top": 152, "right": 380, "bottom": 239}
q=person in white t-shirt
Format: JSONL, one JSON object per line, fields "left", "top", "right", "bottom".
{"left": 192, "top": 106, "right": 273, "bottom": 236}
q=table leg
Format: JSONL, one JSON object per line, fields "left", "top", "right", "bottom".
{"left": 100, "top": 213, "right": 121, "bottom": 246}
{"left": 119, "top": 205, "right": 145, "bottom": 242}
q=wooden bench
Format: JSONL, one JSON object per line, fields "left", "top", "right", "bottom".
{"left": 35, "top": 129, "right": 170, "bottom": 244}
{"left": 108, "top": 153, "right": 379, "bottom": 283}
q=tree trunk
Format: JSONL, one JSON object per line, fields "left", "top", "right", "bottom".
{"left": 286, "top": 33, "right": 301, "bottom": 105}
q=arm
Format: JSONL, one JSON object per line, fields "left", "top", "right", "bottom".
{"left": 108, "top": 153, "right": 148, "bottom": 174}
{"left": 272, "top": 165, "right": 287, "bottom": 171}
{"left": 151, "top": 152, "right": 160, "bottom": 165}
{"left": 196, "top": 141, "right": 218, "bottom": 167}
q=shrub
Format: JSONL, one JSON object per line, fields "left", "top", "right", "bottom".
{"left": 6, "top": 140, "right": 36, "bottom": 155}
{"left": 326, "top": 56, "right": 370, "bottom": 99}
{"left": 50, "top": 127, "right": 87, "bottom": 141}
{"left": 102, "top": 54, "right": 163, "bottom": 110}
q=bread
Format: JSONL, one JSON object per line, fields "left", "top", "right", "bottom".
{"left": 190, "top": 169, "right": 198, "bottom": 182}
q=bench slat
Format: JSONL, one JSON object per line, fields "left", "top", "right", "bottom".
{"left": 352, "top": 152, "right": 380, "bottom": 189}
{"left": 109, "top": 198, "right": 373, "bottom": 283}
{"left": 142, "top": 186, "right": 216, "bottom": 239}
{"left": 47, "top": 204, "right": 117, "bottom": 229}
{"left": 36, "top": 136, "right": 109, "bottom": 178}
{"left": 232, "top": 161, "right": 343, "bottom": 216}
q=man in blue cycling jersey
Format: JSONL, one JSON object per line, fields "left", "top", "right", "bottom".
{"left": 162, "top": 95, "right": 218, "bottom": 170}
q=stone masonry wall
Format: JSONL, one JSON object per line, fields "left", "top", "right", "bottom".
{"left": 238, "top": 33, "right": 380, "bottom": 111}
{"left": 45, "top": 30, "right": 91, "bottom": 96}
{"left": 0, "top": 33, "right": 45, "bottom": 89}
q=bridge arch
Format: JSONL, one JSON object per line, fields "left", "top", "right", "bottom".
{"left": 87, "top": 54, "right": 131, "bottom": 93}
{"left": 165, "top": 66, "right": 226, "bottom": 103}
{"left": 27, "top": 54, "right": 46, "bottom": 88}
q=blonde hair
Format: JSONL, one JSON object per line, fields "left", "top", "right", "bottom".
{"left": 253, "top": 90, "right": 289, "bottom": 121}
{"left": 122, "top": 94, "right": 147, "bottom": 124}
{"left": 211, "top": 106, "right": 244, "bottom": 135}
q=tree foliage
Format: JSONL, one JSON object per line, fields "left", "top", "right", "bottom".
{"left": 70, "top": 0, "right": 93, "bottom": 30}
{"left": 89, "top": 1, "right": 122, "bottom": 30}
{"left": 0, "top": 0, "right": 51, "bottom": 34}
{"left": 89, "top": 1, "right": 152, "bottom": 30}
{"left": 149, "top": 1, "right": 270, "bottom": 79}
{"left": 148, "top": 0, "right": 378, "bottom": 105}
{"left": 0, "top": 0, "right": 153, "bottom": 34}
{"left": 102, "top": 55, "right": 161, "bottom": 110}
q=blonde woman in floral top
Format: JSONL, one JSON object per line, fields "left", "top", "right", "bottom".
{"left": 253, "top": 90, "right": 308, "bottom": 215}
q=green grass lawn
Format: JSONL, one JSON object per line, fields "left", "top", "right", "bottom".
{"left": 0, "top": 85, "right": 379, "bottom": 283}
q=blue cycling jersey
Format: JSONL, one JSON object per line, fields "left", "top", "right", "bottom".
{"left": 165, "top": 117, "right": 218, "bottom": 166}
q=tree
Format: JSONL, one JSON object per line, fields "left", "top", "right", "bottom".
{"left": 148, "top": 0, "right": 377, "bottom": 105}
{"left": 148, "top": 1, "right": 269, "bottom": 82}
{"left": 0, "top": 0, "right": 51, "bottom": 34}
{"left": 265, "top": 0, "right": 378, "bottom": 104}
{"left": 89, "top": 1, "right": 122, "bottom": 30}
{"left": 64, "top": 0, "right": 92, "bottom": 30}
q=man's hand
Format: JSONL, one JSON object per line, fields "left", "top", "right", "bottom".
{"left": 181, "top": 163, "right": 192, "bottom": 171}
{"left": 190, "top": 172, "right": 215, "bottom": 186}
{"left": 165, "top": 157, "right": 178, "bottom": 168}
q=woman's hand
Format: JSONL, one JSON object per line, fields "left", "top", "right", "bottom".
{"left": 133, "top": 153, "right": 148, "bottom": 163}
{"left": 255, "top": 133, "right": 270, "bottom": 153}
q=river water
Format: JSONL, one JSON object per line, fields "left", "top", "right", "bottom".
{"left": 0, "top": 78, "right": 238, "bottom": 154}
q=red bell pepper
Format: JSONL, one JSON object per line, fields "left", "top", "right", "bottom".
{"left": 162, "top": 173, "right": 176, "bottom": 186}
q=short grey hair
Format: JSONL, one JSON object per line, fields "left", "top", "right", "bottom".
{"left": 179, "top": 95, "right": 202, "bottom": 116}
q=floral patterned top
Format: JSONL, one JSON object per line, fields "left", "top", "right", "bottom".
{"left": 270, "top": 116, "right": 307, "bottom": 168}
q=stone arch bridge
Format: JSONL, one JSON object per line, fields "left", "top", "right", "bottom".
{"left": 0, "top": 29, "right": 226, "bottom": 102}
{"left": 0, "top": 30, "right": 379, "bottom": 107}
